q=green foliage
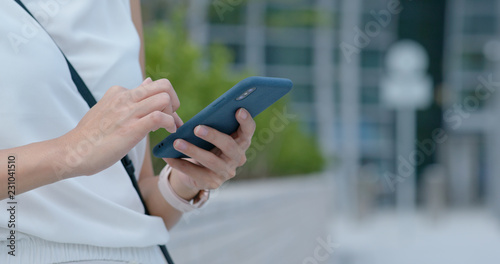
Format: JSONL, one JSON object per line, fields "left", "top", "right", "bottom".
{"left": 208, "top": 0, "right": 248, "bottom": 25}
{"left": 144, "top": 16, "right": 324, "bottom": 178}
{"left": 266, "top": 8, "right": 318, "bottom": 28}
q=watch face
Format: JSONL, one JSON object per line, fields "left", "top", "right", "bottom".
{"left": 193, "top": 190, "right": 210, "bottom": 208}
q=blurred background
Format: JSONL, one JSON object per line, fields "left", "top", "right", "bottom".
{"left": 140, "top": 0, "right": 500, "bottom": 263}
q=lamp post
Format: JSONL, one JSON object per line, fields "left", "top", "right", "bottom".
{"left": 380, "top": 40, "right": 432, "bottom": 214}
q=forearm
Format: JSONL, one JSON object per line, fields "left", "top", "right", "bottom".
{"left": 139, "top": 174, "right": 184, "bottom": 230}
{"left": 0, "top": 135, "right": 75, "bottom": 200}
{"left": 130, "top": 0, "right": 145, "bottom": 78}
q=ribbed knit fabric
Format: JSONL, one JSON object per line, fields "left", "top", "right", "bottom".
{"left": 0, "top": 230, "right": 167, "bottom": 264}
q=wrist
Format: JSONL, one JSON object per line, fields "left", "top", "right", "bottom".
{"left": 168, "top": 168, "right": 200, "bottom": 201}
{"left": 157, "top": 165, "right": 210, "bottom": 213}
{"left": 53, "top": 131, "right": 86, "bottom": 179}
{"left": 49, "top": 137, "right": 74, "bottom": 180}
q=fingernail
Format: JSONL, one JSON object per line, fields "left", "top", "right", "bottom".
{"left": 195, "top": 125, "right": 208, "bottom": 137}
{"left": 239, "top": 109, "right": 248, "bottom": 120}
{"left": 142, "top": 77, "right": 152, "bottom": 84}
{"left": 174, "top": 139, "right": 187, "bottom": 151}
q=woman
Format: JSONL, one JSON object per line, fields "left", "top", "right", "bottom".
{"left": 0, "top": 1, "right": 255, "bottom": 263}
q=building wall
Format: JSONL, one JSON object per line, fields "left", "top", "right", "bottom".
{"left": 187, "top": 0, "right": 400, "bottom": 211}
{"left": 442, "top": 0, "right": 500, "bottom": 208}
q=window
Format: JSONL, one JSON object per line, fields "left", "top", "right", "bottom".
{"left": 224, "top": 44, "right": 245, "bottom": 64}
{"left": 361, "top": 85, "right": 380, "bottom": 104}
{"left": 463, "top": 16, "right": 496, "bottom": 35}
{"left": 290, "top": 84, "right": 314, "bottom": 103}
{"left": 208, "top": 2, "right": 247, "bottom": 25}
{"left": 266, "top": 46, "right": 313, "bottom": 65}
{"left": 266, "top": 8, "right": 318, "bottom": 28}
{"left": 461, "top": 52, "right": 485, "bottom": 71}
{"left": 362, "top": 50, "right": 384, "bottom": 68}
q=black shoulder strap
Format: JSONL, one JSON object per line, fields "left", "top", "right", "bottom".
{"left": 14, "top": 1, "right": 174, "bottom": 263}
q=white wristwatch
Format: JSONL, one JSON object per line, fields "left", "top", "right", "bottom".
{"left": 157, "top": 164, "right": 209, "bottom": 213}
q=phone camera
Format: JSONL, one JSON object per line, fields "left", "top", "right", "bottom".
{"left": 236, "top": 87, "right": 256, "bottom": 101}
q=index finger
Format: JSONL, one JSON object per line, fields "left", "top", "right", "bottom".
{"left": 130, "top": 78, "right": 181, "bottom": 111}
{"left": 173, "top": 112, "right": 184, "bottom": 128}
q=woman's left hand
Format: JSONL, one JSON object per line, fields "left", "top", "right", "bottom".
{"left": 164, "top": 108, "right": 256, "bottom": 200}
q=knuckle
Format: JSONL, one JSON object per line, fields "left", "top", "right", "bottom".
{"left": 131, "top": 87, "right": 146, "bottom": 101}
{"left": 217, "top": 176, "right": 225, "bottom": 186}
{"left": 239, "top": 154, "right": 247, "bottom": 166}
{"left": 156, "top": 79, "right": 180, "bottom": 110}
{"left": 110, "top": 92, "right": 132, "bottom": 112}
{"left": 109, "top": 85, "right": 126, "bottom": 93}
{"left": 172, "top": 102, "right": 180, "bottom": 112}
{"left": 221, "top": 166, "right": 230, "bottom": 178}
{"left": 157, "top": 78, "right": 173, "bottom": 90}
{"left": 156, "top": 92, "right": 171, "bottom": 106}
{"left": 247, "top": 138, "right": 253, "bottom": 148}
{"left": 221, "top": 137, "right": 236, "bottom": 151}
{"left": 117, "top": 90, "right": 132, "bottom": 102}
{"left": 208, "top": 180, "right": 221, "bottom": 190}
{"left": 243, "top": 138, "right": 252, "bottom": 149}
{"left": 206, "top": 155, "right": 219, "bottom": 166}
{"left": 169, "top": 97, "right": 180, "bottom": 112}
{"left": 223, "top": 167, "right": 233, "bottom": 177}
{"left": 226, "top": 167, "right": 236, "bottom": 179}
{"left": 149, "top": 111, "right": 164, "bottom": 123}
{"left": 249, "top": 121, "right": 257, "bottom": 133}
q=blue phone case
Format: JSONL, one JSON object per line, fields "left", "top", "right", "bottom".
{"left": 152, "top": 76, "right": 293, "bottom": 158}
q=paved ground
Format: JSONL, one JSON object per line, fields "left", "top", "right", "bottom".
{"left": 165, "top": 174, "right": 500, "bottom": 264}
{"left": 330, "top": 209, "right": 500, "bottom": 264}
{"left": 167, "top": 174, "right": 334, "bottom": 264}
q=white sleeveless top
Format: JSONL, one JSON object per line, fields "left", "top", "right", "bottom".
{"left": 0, "top": 0, "right": 169, "bottom": 247}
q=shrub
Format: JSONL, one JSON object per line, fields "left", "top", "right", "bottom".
{"left": 144, "top": 15, "right": 324, "bottom": 178}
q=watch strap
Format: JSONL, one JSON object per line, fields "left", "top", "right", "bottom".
{"left": 158, "top": 165, "right": 209, "bottom": 213}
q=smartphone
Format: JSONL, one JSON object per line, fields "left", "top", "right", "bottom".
{"left": 152, "top": 76, "right": 293, "bottom": 158}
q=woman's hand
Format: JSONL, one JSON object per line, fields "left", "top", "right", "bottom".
{"left": 61, "top": 78, "right": 182, "bottom": 178}
{"left": 165, "top": 108, "right": 256, "bottom": 200}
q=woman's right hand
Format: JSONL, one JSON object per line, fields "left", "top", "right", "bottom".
{"left": 59, "top": 78, "right": 182, "bottom": 178}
